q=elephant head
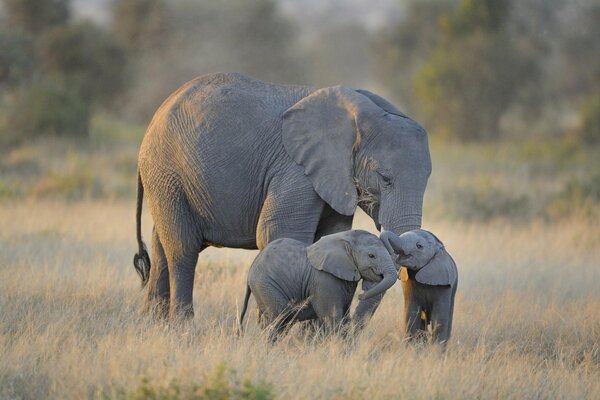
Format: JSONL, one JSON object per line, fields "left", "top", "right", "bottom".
{"left": 380, "top": 229, "right": 457, "bottom": 286}
{"left": 282, "top": 87, "right": 431, "bottom": 236}
{"left": 307, "top": 230, "right": 398, "bottom": 300}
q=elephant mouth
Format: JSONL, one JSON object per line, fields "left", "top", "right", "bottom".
{"left": 394, "top": 250, "right": 411, "bottom": 265}
{"left": 369, "top": 266, "right": 384, "bottom": 279}
{"left": 395, "top": 248, "right": 408, "bottom": 257}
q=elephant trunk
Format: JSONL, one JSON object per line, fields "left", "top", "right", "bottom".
{"left": 359, "top": 261, "right": 398, "bottom": 301}
{"left": 379, "top": 191, "right": 423, "bottom": 235}
{"left": 380, "top": 230, "right": 405, "bottom": 257}
{"left": 380, "top": 230, "right": 395, "bottom": 256}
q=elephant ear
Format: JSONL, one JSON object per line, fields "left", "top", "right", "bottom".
{"left": 415, "top": 249, "right": 457, "bottom": 286}
{"left": 282, "top": 86, "right": 381, "bottom": 215}
{"left": 306, "top": 233, "right": 361, "bottom": 282}
{"left": 354, "top": 89, "right": 408, "bottom": 118}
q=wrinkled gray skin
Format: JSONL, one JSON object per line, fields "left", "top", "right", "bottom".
{"left": 380, "top": 230, "right": 458, "bottom": 345}
{"left": 133, "top": 73, "right": 431, "bottom": 321}
{"left": 239, "top": 230, "right": 398, "bottom": 338}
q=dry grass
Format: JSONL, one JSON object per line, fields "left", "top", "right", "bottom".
{"left": 1, "top": 200, "right": 599, "bottom": 399}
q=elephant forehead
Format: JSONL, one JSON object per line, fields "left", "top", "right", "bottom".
{"left": 358, "top": 235, "right": 382, "bottom": 247}
{"left": 259, "top": 239, "right": 307, "bottom": 264}
{"left": 415, "top": 230, "right": 442, "bottom": 247}
{"left": 399, "top": 231, "right": 419, "bottom": 241}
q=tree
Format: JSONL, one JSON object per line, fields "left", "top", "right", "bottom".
{"left": 112, "top": 0, "right": 305, "bottom": 121}
{"left": 374, "top": 0, "right": 455, "bottom": 111}
{"left": 578, "top": 97, "right": 600, "bottom": 145}
{"left": 112, "top": 0, "right": 169, "bottom": 53}
{"left": 0, "top": 0, "right": 127, "bottom": 141}
{"left": 375, "top": 0, "right": 542, "bottom": 141}
{"left": 41, "top": 22, "right": 127, "bottom": 106}
{"left": 0, "top": 25, "right": 36, "bottom": 89}
{"left": 413, "top": 0, "right": 539, "bottom": 140}
{"left": 4, "top": 82, "right": 90, "bottom": 140}
{"left": 3, "top": 0, "right": 70, "bottom": 36}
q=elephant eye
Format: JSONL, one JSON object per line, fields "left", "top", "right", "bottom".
{"left": 376, "top": 170, "right": 393, "bottom": 186}
{"left": 416, "top": 243, "right": 423, "bottom": 249}
{"left": 368, "top": 253, "right": 376, "bottom": 259}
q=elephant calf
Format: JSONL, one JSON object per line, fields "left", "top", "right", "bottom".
{"left": 239, "top": 230, "right": 398, "bottom": 338}
{"left": 381, "top": 229, "right": 458, "bottom": 345}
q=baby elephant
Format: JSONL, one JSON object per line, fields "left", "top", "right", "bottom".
{"left": 381, "top": 229, "right": 458, "bottom": 345}
{"left": 239, "top": 230, "right": 398, "bottom": 337}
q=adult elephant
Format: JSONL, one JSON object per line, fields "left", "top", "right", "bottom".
{"left": 133, "top": 72, "right": 431, "bottom": 321}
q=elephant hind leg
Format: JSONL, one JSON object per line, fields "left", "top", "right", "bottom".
{"left": 252, "top": 288, "right": 297, "bottom": 342}
{"left": 143, "top": 227, "right": 170, "bottom": 319}
{"left": 151, "top": 192, "right": 203, "bottom": 322}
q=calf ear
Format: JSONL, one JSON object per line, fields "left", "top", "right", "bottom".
{"left": 415, "top": 249, "right": 457, "bottom": 286}
{"left": 307, "top": 234, "right": 361, "bottom": 282}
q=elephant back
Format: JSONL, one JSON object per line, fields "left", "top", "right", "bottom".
{"left": 248, "top": 238, "right": 312, "bottom": 301}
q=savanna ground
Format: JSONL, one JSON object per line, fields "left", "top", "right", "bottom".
{"left": 1, "top": 119, "right": 599, "bottom": 399}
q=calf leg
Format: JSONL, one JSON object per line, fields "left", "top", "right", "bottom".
{"left": 431, "top": 299, "right": 452, "bottom": 346}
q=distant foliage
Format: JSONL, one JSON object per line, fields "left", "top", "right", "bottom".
{"left": 5, "top": 82, "right": 90, "bottom": 140}
{"left": 414, "top": 0, "right": 538, "bottom": 140}
{"left": 0, "top": 0, "right": 126, "bottom": 143}
{"left": 111, "top": 0, "right": 305, "bottom": 121}
{"left": 414, "top": 30, "right": 538, "bottom": 140}
{"left": 3, "top": 0, "right": 70, "bottom": 36}
{"left": 112, "top": 0, "right": 170, "bottom": 53}
{"left": 374, "top": 0, "right": 453, "bottom": 112}
{"left": 578, "top": 97, "right": 600, "bottom": 145}
{"left": 41, "top": 22, "right": 127, "bottom": 105}
{"left": 0, "top": 26, "right": 36, "bottom": 89}
{"left": 375, "top": 0, "right": 600, "bottom": 142}
{"left": 545, "top": 173, "right": 600, "bottom": 220}
{"left": 445, "top": 179, "right": 531, "bottom": 221}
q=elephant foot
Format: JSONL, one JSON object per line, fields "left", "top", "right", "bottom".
{"left": 142, "top": 298, "right": 170, "bottom": 321}
{"left": 405, "top": 329, "right": 429, "bottom": 345}
{"left": 174, "top": 308, "right": 195, "bottom": 320}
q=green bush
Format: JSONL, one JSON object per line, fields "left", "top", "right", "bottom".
{"left": 516, "top": 137, "right": 583, "bottom": 165}
{"left": 41, "top": 22, "right": 127, "bottom": 105}
{"left": 0, "top": 1, "right": 127, "bottom": 143}
{"left": 106, "top": 364, "right": 275, "bottom": 400}
{"left": 3, "top": 82, "right": 90, "bottom": 141}
{"left": 544, "top": 173, "right": 600, "bottom": 220}
{"left": 445, "top": 179, "right": 531, "bottom": 221}
{"left": 578, "top": 96, "right": 600, "bottom": 145}
{"left": 413, "top": 0, "right": 538, "bottom": 141}
{"left": 0, "top": 27, "right": 36, "bottom": 88}
{"left": 30, "top": 167, "right": 103, "bottom": 199}
{"left": 3, "top": 0, "right": 70, "bottom": 36}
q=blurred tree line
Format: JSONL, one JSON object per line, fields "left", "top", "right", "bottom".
{"left": 0, "top": 0, "right": 598, "bottom": 144}
{"left": 376, "top": 0, "right": 600, "bottom": 143}
{"left": 0, "top": 0, "right": 126, "bottom": 141}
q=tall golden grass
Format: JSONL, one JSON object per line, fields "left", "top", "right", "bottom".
{"left": 1, "top": 200, "right": 598, "bottom": 399}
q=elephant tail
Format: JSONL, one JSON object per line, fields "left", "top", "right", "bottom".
{"left": 238, "top": 285, "right": 252, "bottom": 334}
{"left": 133, "top": 170, "right": 151, "bottom": 288}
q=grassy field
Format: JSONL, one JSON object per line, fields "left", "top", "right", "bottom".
{"left": 1, "top": 131, "right": 599, "bottom": 399}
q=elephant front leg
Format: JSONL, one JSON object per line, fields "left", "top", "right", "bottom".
{"left": 313, "top": 297, "right": 351, "bottom": 336}
{"left": 405, "top": 303, "right": 427, "bottom": 342}
{"left": 144, "top": 227, "right": 170, "bottom": 319}
{"left": 403, "top": 283, "right": 427, "bottom": 342}
{"left": 430, "top": 299, "right": 452, "bottom": 346}
{"left": 353, "top": 280, "right": 385, "bottom": 330}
